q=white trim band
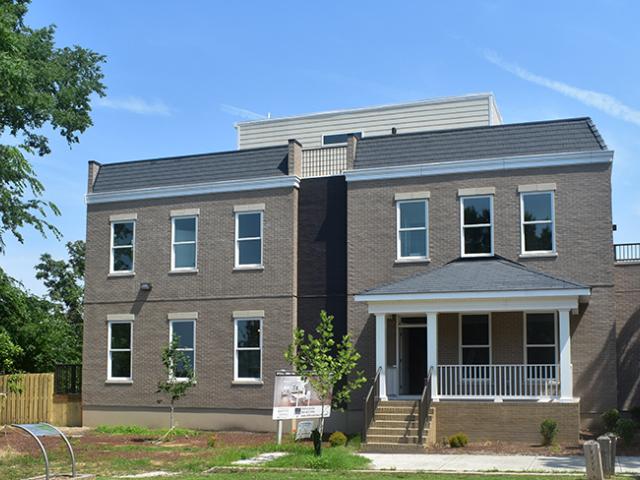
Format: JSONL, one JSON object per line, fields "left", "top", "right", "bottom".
{"left": 109, "top": 213, "right": 137, "bottom": 221}
{"left": 167, "top": 312, "right": 198, "bottom": 320}
{"left": 87, "top": 176, "right": 300, "bottom": 204}
{"left": 394, "top": 191, "right": 430, "bottom": 201}
{"left": 518, "top": 183, "right": 557, "bottom": 193}
{"left": 107, "top": 313, "right": 135, "bottom": 321}
{"left": 344, "top": 150, "right": 613, "bottom": 183}
{"left": 233, "top": 203, "right": 266, "bottom": 213}
{"left": 233, "top": 310, "right": 265, "bottom": 318}
{"left": 170, "top": 208, "right": 200, "bottom": 217}
{"left": 355, "top": 288, "right": 591, "bottom": 303}
{"left": 458, "top": 187, "right": 495, "bottom": 196}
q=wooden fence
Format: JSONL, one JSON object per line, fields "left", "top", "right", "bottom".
{"left": 0, "top": 373, "right": 81, "bottom": 426}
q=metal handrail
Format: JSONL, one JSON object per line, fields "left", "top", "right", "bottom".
{"left": 418, "top": 368, "right": 433, "bottom": 445}
{"left": 362, "top": 367, "right": 382, "bottom": 443}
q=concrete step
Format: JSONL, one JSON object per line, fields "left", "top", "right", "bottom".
{"left": 371, "top": 419, "right": 420, "bottom": 429}
{"left": 360, "top": 442, "right": 427, "bottom": 453}
{"left": 375, "top": 406, "right": 418, "bottom": 414}
{"left": 378, "top": 400, "right": 419, "bottom": 407}
{"left": 373, "top": 413, "right": 417, "bottom": 422}
{"left": 366, "top": 434, "right": 420, "bottom": 444}
{"left": 367, "top": 427, "right": 421, "bottom": 436}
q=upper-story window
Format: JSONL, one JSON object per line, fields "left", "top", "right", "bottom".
{"left": 461, "top": 195, "right": 493, "bottom": 257}
{"left": 521, "top": 192, "right": 555, "bottom": 254}
{"left": 169, "top": 319, "right": 196, "bottom": 380}
{"left": 235, "top": 211, "right": 263, "bottom": 268}
{"left": 396, "top": 200, "right": 428, "bottom": 260}
{"left": 111, "top": 221, "right": 135, "bottom": 273}
{"left": 172, "top": 216, "right": 198, "bottom": 271}
{"left": 322, "top": 131, "right": 362, "bottom": 146}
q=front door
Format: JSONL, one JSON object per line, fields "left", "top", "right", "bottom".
{"left": 398, "top": 318, "right": 428, "bottom": 396}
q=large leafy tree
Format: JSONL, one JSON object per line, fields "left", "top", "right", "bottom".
{"left": 0, "top": 0, "right": 105, "bottom": 251}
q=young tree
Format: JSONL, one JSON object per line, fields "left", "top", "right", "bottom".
{"left": 0, "top": 330, "right": 24, "bottom": 430}
{"left": 157, "top": 335, "right": 196, "bottom": 432}
{"left": 285, "top": 310, "right": 366, "bottom": 456}
{"left": 0, "top": 0, "right": 105, "bottom": 252}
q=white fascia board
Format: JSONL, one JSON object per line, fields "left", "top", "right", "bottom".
{"left": 354, "top": 288, "right": 591, "bottom": 303}
{"left": 86, "top": 176, "right": 300, "bottom": 204}
{"left": 344, "top": 150, "right": 613, "bottom": 183}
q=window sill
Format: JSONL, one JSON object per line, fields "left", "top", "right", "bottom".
{"left": 169, "top": 269, "right": 199, "bottom": 275}
{"left": 233, "top": 266, "right": 264, "bottom": 271}
{"left": 519, "top": 253, "right": 558, "bottom": 259}
{"left": 108, "top": 272, "right": 135, "bottom": 278}
{"left": 105, "top": 379, "right": 133, "bottom": 385}
{"left": 232, "top": 379, "right": 264, "bottom": 385}
{"left": 395, "top": 257, "right": 431, "bottom": 265}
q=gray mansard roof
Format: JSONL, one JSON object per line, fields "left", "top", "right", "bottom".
{"left": 360, "top": 257, "right": 588, "bottom": 296}
{"left": 354, "top": 117, "right": 606, "bottom": 169}
{"left": 92, "top": 145, "right": 289, "bottom": 193}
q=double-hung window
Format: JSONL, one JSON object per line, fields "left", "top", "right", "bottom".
{"left": 234, "top": 318, "right": 262, "bottom": 381}
{"left": 397, "top": 200, "right": 428, "bottom": 260}
{"left": 525, "top": 313, "right": 557, "bottom": 365}
{"left": 460, "top": 314, "right": 491, "bottom": 365}
{"left": 108, "top": 321, "right": 132, "bottom": 380}
{"left": 111, "top": 221, "right": 135, "bottom": 273}
{"left": 461, "top": 195, "right": 493, "bottom": 256}
{"left": 169, "top": 320, "right": 196, "bottom": 380}
{"left": 521, "top": 192, "right": 555, "bottom": 254}
{"left": 172, "top": 215, "right": 198, "bottom": 270}
{"left": 235, "top": 211, "right": 263, "bottom": 268}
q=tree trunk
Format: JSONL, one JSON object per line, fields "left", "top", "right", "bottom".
{"left": 169, "top": 402, "right": 174, "bottom": 430}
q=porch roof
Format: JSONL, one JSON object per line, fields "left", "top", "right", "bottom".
{"left": 358, "top": 257, "right": 588, "bottom": 298}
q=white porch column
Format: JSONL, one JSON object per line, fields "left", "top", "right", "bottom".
{"left": 426, "top": 312, "right": 438, "bottom": 399}
{"left": 375, "top": 313, "right": 387, "bottom": 400}
{"left": 558, "top": 309, "right": 573, "bottom": 400}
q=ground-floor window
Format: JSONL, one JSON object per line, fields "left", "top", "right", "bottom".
{"left": 234, "top": 318, "right": 262, "bottom": 381}
{"left": 459, "top": 314, "right": 491, "bottom": 365}
{"left": 108, "top": 321, "right": 132, "bottom": 380}
{"left": 525, "top": 312, "right": 557, "bottom": 364}
{"left": 169, "top": 319, "right": 196, "bottom": 380}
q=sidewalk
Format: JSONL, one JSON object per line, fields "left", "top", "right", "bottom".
{"left": 360, "top": 453, "right": 640, "bottom": 474}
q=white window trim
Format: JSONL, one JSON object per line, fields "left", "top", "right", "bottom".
{"left": 110, "top": 220, "right": 136, "bottom": 274}
{"left": 234, "top": 317, "right": 263, "bottom": 382}
{"left": 107, "top": 320, "right": 132, "bottom": 381}
{"left": 520, "top": 191, "right": 556, "bottom": 255}
{"left": 523, "top": 311, "right": 558, "bottom": 365}
{"left": 171, "top": 215, "right": 198, "bottom": 272}
{"left": 458, "top": 313, "right": 492, "bottom": 365}
{"left": 321, "top": 130, "right": 364, "bottom": 146}
{"left": 169, "top": 319, "right": 196, "bottom": 382}
{"left": 396, "top": 199, "right": 429, "bottom": 261}
{"left": 460, "top": 195, "right": 494, "bottom": 258}
{"left": 235, "top": 211, "right": 263, "bottom": 269}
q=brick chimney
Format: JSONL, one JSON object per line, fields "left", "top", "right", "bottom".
{"left": 87, "top": 160, "right": 101, "bottom": 193}
{"left": 346, "top": 133, "right": 359, "bottom": 170}
{"left": 287, "top": 139, "right": 302, "bottom": 177}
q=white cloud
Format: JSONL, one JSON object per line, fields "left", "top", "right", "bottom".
{"left": 484, "top": 50, "right": 640, "bottom": 127}
{"left": 96, "top": 96, "right": 171, "bottom": 116}
{"left": 220, "top": 104, "right": 266, "bottom": 120}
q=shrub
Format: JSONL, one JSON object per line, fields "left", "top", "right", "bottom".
{"left": 615, "top": 418, "right": 636, "bottom": 446}
{"left": 328, "top": 431, "right": 347, "bottom": 447}
{"left": 347, "top": 433, "right": 361, "bottom": 448}
{"left": 630, "top": 407, "right": 640, "bottom": 424}
{"left": 448, "top": 433, "right": 468, "bottom": 448}
{"left": 602, "top": 409, "right": 620, "bottom": 433}
{"left": 539, "top": 419, "right": 558, "bottom": 446}
{"left": 207, "top": 433, "right": 218, "bottom": 448}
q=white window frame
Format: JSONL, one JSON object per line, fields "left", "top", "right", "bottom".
{"left": 460, "top": 195, "right": 494, "bottom": 258}
{"left": 107, "top": 321, "right": 132, "bottom": 381}
{"left": 234, "top": 317, "right": 263, "bottom": 382}
{"left": 110, "top": 220, "right": 136, "bottom": 274}
{"left": 171, "top": 215, "right": 198, "bottom": 271}
{"left": 321, "top": 130, "right": 364, "bottom": 146}
{"left": 169, "top": 319, "right": 196, "bottom": 381}
{"left": 396, "top": 199, "right": 429, "bottom": 261}
{"left": 235, "top": 211, "right": 263, "bottom": 268}
{"left": 458, "top": 313, "right": 492, "bottom": 365}
{"left": 523, "top": 311, "right": 558, "bottom": 365}
{"left": 520, "top": 191, "right": 556, "bottom": 255}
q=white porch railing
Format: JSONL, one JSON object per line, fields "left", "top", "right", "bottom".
{"left": 437, "top": 364, "right": 559, "bottom": 399}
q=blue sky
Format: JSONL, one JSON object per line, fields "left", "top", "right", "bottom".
{"left": 4, "top": 0, "right": 640, "bottom": 294}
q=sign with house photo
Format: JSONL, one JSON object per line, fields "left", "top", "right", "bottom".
{"left": 272, "top": 372, "right": 331, "bottom": 420}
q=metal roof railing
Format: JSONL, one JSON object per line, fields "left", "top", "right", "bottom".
{"left": 614, "top": 243, "right": 640, "bottom": 263}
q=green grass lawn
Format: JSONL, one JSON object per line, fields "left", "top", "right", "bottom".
{"left": 97, "top": 474, "right": 589, "bottom": 480}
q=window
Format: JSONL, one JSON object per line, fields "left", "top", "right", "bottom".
{"left": 322, "top": 131, "right": 362, "bottom": 146}
{"left": 111, "top": 221, "right": 135, "bottom": 273}
{"left": 108, "top": 322, "right": 132, "bottom": 380}
{"left": 234, "top": 318, "right": 262, "bottom": 381}
{"left": 169, "top": 320, "right": 195, "bottom": 379}
{"left": 235, "top": 211, "right": 262, "bottom": 267}
{"left": 461, "top": 196, "right": 493, "bottom": 256}
{"left": 397, "top": 200, "right": 428, "bottom": 259}
{"left": 521, "top": 192, "right": 555, "bottom": 253}
{"left": 460, "top": 314, "right": 491, "bottom": 365}
{"left": 525, "top": 313, "right": 557, "bottom": 365}
{"left": 172, "top": 216, "right": 197, "bottom": 270}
